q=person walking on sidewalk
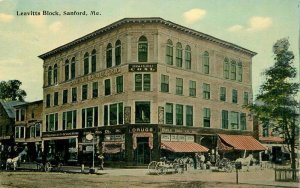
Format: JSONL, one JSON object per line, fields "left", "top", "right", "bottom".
{"left": 98, "top": 154, "right": 104, "bottom": 170}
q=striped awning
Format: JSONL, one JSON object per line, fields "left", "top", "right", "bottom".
{"left": 259, "top": 136, "right": 284, "bottom": 144}
{"left": 218, "top": 134, "right": 267, "bottom": 151}
{"left": 161, "top": 141, "right": 209, "bottom": 153}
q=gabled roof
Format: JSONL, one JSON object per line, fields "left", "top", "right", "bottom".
{"left": 39, "top": 17, "right": 257, "bottom": 60}
{"left": 0, "top": 100, "right": 27, "bottom": 118}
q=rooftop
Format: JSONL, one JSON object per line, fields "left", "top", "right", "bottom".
{"left": 0, "top": 100, "right": 27, "bottom": 118}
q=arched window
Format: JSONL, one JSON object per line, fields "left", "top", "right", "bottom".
{"left": 166, "top": 39, "right": 173, "bottom": 65}
{"left": 138, "top": 36, "right": 148, "bottom": 62}
{"left": 106, "top": 43, "right": 112, "bottom": 68}
{"left": 71, "top": 57, "right": 76, "bottom": 79}
{"left": 237, "top": 61, "right": 243, "bottom": 82}
{"left": 176, "top": 42, "right": 182, "bottom": 68}
{"left": 91, "top": 49, "right": 96, "bottom": 73}
{"left": 185, "top": 45, "right": 191, "bottom": 69}
{"left": 53, "top": 64, "right": 58, "bottom": 84}
{"left": 223, "top": 58, "right": 229, "bottom": 79}
{"left": 202, "top": 51, "right": 209, "bottom": 74}
{"left": 48, "top": 66, "right": 52, "bottom": 86}
{"left": 115, "top": 40, "right": 121, "bottom": 66}
{"left": 65, "top": 59, "right": 69, "bottom": 81}
{"left": 84, "top": 52, "right": 89, "bottom": 75}
{"left": 230, "top": 60, "right": 236, "bottom": 80}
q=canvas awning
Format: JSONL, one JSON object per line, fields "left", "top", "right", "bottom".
{"left": 102, "top": 142, "right": 125, "bottom": 154}
{"left": 259, "top": 136, "right": 284, "bottom": 144}
{"left": 161, "top": 141, "right": 209, "bottom": 153}
{"left": 218, "top": 134, "right": 267, "bottom": 151}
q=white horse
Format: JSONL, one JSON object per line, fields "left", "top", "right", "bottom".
{"left": 6, "top": 149, "right": 27, "bottom": 171}
{"left": 235, "top": 154, "right": 253, "bottom": 171}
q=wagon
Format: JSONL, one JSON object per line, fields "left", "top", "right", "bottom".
{"left": 148, "top": 157, "right": 184, "bottom": 175}
{"left": 215, "top": 158, "right": 234, "bottom": 172}
{"left": 36, "top": 155, "right": 63, "bottom": 172}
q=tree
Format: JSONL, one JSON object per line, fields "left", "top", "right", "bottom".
{"left": 0, "top": 80, "right": 27, "bottom": 101}
{"left": 248, "top": 38, "right": 300, "bottom": 176}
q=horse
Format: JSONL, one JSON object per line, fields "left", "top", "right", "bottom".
{"left": 6, "top": 148, "right": 27, "bottom": 171}
{"left": 235, "top": 154, "right": 253, "bottom": 171}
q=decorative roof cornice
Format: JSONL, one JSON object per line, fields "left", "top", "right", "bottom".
{"left": 38, "top": 17, "right": 257, "bottom": 60}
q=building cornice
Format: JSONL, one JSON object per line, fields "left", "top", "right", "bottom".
{"left": 38, "top": 17, "right": 257, "bottom": 60}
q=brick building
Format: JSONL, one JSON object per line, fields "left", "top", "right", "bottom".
{"left": 39, "top": 17, "right": 265, "bottom": 165}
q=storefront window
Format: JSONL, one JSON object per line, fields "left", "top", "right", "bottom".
{"left": 135, "top": 101, "right": 150, "bottom": 123}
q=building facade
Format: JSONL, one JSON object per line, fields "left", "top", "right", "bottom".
{"left": 39, "top": 17, "right": 258, "bottom": 165}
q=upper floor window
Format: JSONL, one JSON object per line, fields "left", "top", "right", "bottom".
{"left": 232, "top": 89, "right": 238, "bottom": 103}
{"left": 176, "top": 42, "right": 182, "bottom": 68}
{"left": 165, "top": 103, "right": 173, "bottom": 125}
{"left": 54, "top": 92, "right": 59, "bottom": 106}
{"left": 186, "top": 105, "right": 193, "bottom": 126}
{"left": 106, "top": 43, "right": 112, "bottom": 68}
{"left": 220, "top": 87, "right": 226, "bottom": 101}
{"left": 63, "top": 89, "right": 68, "bottom": 104}
{"left": 46, "top": 94, "right": 51, "bottom": 107}
{"left": 115, "top": 40, "right": 121, "bottom": 66}
{"left": 240, "top": 113, "right": 246, "bottom": 130}
{"left": 135, "top": 74, "right": 151, "bottom": 91}
{"left": 221, "top": 110, "right": 229, "bottom": 129}
{"left": 202, "top": 51, "right": 209, "bottom": 74}
{"left": 237, "top": 62, "right": 243, "bottom": 82}
{"left": 92, "top": 82, "right": 98, "bottom": 98}
{"left": 82, "top": 84, "right": 88, "bottom": 100}
{"left": 203, "top": 108, "right": 211, "bottom": 128}
{"left": 65, "top": 59, "right": 70, "bottom": 81}
{"left": 53, "top": 64, "right": 58, "bottom": 84}
{"left": 176, "top": 78, "right": 183, "bottom": 95}
{"left": 224, "top": 58, "right": 229, "bottom": 79}
{"left": 176, "top": 104, "right": 183, "bottom": 126}
{"left": 135, "top": 101, "right": 150, "bottom": 123}
{"left": 46, "top": 113, "right": 58, "bottom": 132}
{"left": 16, "top": 109, "right": 25, "bottom": 121}
{"left": 166, "top": 39, "right": 173, "bottom": 65}
{"left": 15, "top": 126, "right": 25, "bottom": 139}
{"left": 84, "top": 52, "right": 89, "bottom": 75}
{"left": 72, "top": 87, "right": 77, "bottom": 102}
{"left": 230, "top": 111, "right": 239, "bottom": 129}
{"left": 138, "top": 36, "right": 148, "bottom": 62}
{"left": 244, "top": 92, "right": 249, "bottom": 105}
{"left": 161, "top": 75, "right": 169, "bottom": 92}
{"left": 63, "top": 110, "right": 77, "bottom": 130}
{"left": 48, "top": 66, "right": 52, "bottom": 86}
{"left": 71, "top": 57, "right": 76, "bottom": 79}
{"left": 116, "top": 75, "right": 123, "bottom": 93}
{"left": 104, "top": 102, "right": 123, "bottom": 126}
{"left": 185, "top": 45, "right": 191, "bottom": 69}
{"left": 91, "top": 49, "right": 97, "bottom": 73}
{"left": 189, "top": 80, "right": 196, "bottom": 97}
{"left": 203, "top": 83, "right": 210, "bottom": 99}
{"left": 104, "top": 79, "right": 111, "bottom": 95}
{"left": 230, "top": 60, "right": 236, "bottom": 80}
{"left": 82, "top": 107, "right": 98, "bottom": 128}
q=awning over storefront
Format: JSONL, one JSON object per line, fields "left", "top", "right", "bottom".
{"left": 259, "top": 136, "right": 284, "bottom": 144}
{"left": 102, "top": 141, "right": 125, "bottom": 154}
{"left": 218, "top": 134, "right": 267, "bottom": 151}
{"left": 161, "top": 141, "right": 208, "bottom": 153}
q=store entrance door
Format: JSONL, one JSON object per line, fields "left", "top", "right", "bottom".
{"left": 135, "top": 137, "right": 151, "bottom": 164}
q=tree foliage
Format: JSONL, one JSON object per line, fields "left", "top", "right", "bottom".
{"left": 0, "top": 80, "right": 27, "bottom": 101}
{"left": 248, "top": 38, "right": 299, "bottom": 172}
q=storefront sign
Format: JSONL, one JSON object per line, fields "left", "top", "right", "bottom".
{"left": 129, "top": 127, "right": 154, "bottom": 133}
{"left": 162, "top": 134, "right": 195, "bottom": 142}
{"left": 43, "top": 131, "right": 78, "bottom": 138}
{"left": 104, "top": 134, "right": 125, "bottom": 141}
{"left": 161, "top": 134, "right": 171, "bottom": 141}
{"left": 162, "top": 127, "right": 196, "bottom": 134}
{"left": 186, "top": 135, "right": 195, "bottom": 142}
{"left": 128, "top": 64, "right": 157, "bottom": 72}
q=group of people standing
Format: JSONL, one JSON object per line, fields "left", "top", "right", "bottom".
{"left": 194, "top": 152, "right": 220, "bottom": 170}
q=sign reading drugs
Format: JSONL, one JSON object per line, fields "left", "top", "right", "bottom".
{"left": 129, "top": 64, "right": 157, "bottom": 72}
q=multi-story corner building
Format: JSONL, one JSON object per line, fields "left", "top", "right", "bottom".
{"left": 14, "top": 100, "right": 43, "bottom": 162}
{"left": 39, "top": 17, "right": 264, "bottom": 165}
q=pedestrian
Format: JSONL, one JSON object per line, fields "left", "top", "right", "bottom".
{"left": 98, "top": 154, "right": 104, "bottom": 170}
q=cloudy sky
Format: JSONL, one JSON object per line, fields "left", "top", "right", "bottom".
{"left": 0, "top": 0, "right": 299, "bottom": 101}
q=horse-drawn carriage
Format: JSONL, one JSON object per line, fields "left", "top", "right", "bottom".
{"left": 36, "top": 153, "right": 63, "bottom": 172}
{"left": 148, "top": 157, "right": 192, "bottom": 175}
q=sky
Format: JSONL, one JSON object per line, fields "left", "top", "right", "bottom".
{"left": 0, "top": 0, "right": 299, "bottom": 102}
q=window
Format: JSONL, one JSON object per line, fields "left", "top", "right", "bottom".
{"left": 92, "top": 82, "right": 98, "bottom": 98}
{"left": 230, "top": 111, "right": 239, "bottom": 129}
{"left": 104, "top": 105, "right": 108, "bottom": 126}
{"left": 82, "top": 84, "right": 88, "bottom": 100}
{"left": 237, "top": 62, "right": 243, "bottom": 82}
{"left": 161, "top": 75, "right": 169, "bottom": 92}
{"left": 221, "top": 110, "right": 228, "bottom": 129}
{"left": 176, "top": 104, "right": 183, "bottom": 125}
{"left": 165, "top": 103, "right": 173, "bottom": 124}
{"left": 138, "top": 36, "right": 148, "bottom": 62}
{"left": 202, "top": 51, "right": 209, "bottom": 74}
{"left": 176, "top": 42, "right": 182, "bottom": 67}
{"left": 63, "top": 89, "right": 68, "bottom": 104}
{"left": 203, "top": 108, "right": 211, "bottom": 128}
{"left": 135, "top": 74, "right": 151, "bottom": 91}
{"left": 46, "top": 113, "right": 58, "bottom": 131}
{"left": 53, "top": 64, "right": 58, "bottom": 84}
{"left": 91, "top": 49, "right": 97, "bottom": 73}
{"left": 71, "top": 57, "right": 76, "bottom": 79}
{"left": 203, "top": 83, "right": 210, "bottom": 99}
{"left": 240, "top": 113, "right": 246, "bottom": 130}
{"left": 224, "top": 58, "right": 229, "bottom": 79}
{"left": 64, "top": 60, "right": 70, "bottom": 81}
{"left": 115, "top": 40, "right": 121, "bottom": 66}
{"left": 166, "top": 39, "right": 173, "bottom": 65}
{"left": 104, "top": 79, "right": 111, "bottom": 95}
{"left": 230, "top": 61, "right": 236, "bottom": 80}
{"left": 72, "top": 87, "right": 77, "bottom": 102}
{"left": 176, "top": 78, "right": 183, "bottom": 95}
{"left": 220, "top": 87, "right": 226, "bottom": 101}
{"left": 46, "top": 94, "right": 51, "bottom": 107}
{"left": 20, "top": 109, "right": 25, "bottom": 121}
{"left": 244, "top": 92, "right": 249, "bottom": 105}
{"left": 262, "top": 123, "right": 269, "bottom": 137}
{"left": 54, "top": 92, "right": 58, "bottom": 106}
{"left": 35, "top": 123, "right": 41, "bottom": 137}
{"left": 189, "top": 80, "right": 196, "bottom": 97}
{"left": 63, "top": 110, "right": 77, "bottom": 130}
{"left": 84, "top": 52, "right": 89, "bottom": 75}
{"left": 232, "top": 89, "right": 238, "bottom": 103}
{"left": 15, "top": 109, "right": 25, "bottom": 121}
{"left": 82, "top": 107, "right": 98, "bottom": 128}
{"left": 116, "top": 76, "right": 123, "bottom": 93}
{"left": 48, "top": 66, "right": 52, "bottom": 85}
{"left": 30, "top": 126, "right": 35, "bottom": 137}
{"left": 185, "top": 45, "right": 191, "bottom": 69}
{"left": 186, "top": 105, "right": 193, "bottom": 126}
{"left": 106, "top": 43, "right": 112, "bottom": 68}
{"left": 104, "top": 102, "right": 123, "bottom": 125}
{"left": 135, "top": 101, "right": 150, "bottom": 123}
{"left": 15, "top": 126, "right": 25, "bottom": 139}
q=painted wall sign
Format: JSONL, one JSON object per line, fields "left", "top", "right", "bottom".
{"left": 128, "top": 64, "right": 157, "bottom": 72}
{"left": 43, "top": 131, "right": 78, "bottom": 138}
{"left": 161, "top": 134, "right": 195, "bottom": 142}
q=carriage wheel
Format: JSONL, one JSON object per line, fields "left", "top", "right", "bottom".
{"left": 224, "top": 163, "right": 233, "bottom": 173}
{"left": 148, "top": 161, "right": 157, "bottom": 174}
{"left": 155, "top": 162, "right": 166, "bottom": 175}
{"left": 44, "top": 162, "right": 51, "bottom": 172}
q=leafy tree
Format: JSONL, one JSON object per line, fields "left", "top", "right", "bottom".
{"left": 248, "top": 38, "right": 299, "bottom": 175}
{"left": 0, "top": 80, "right": 27, "bottom": 101}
